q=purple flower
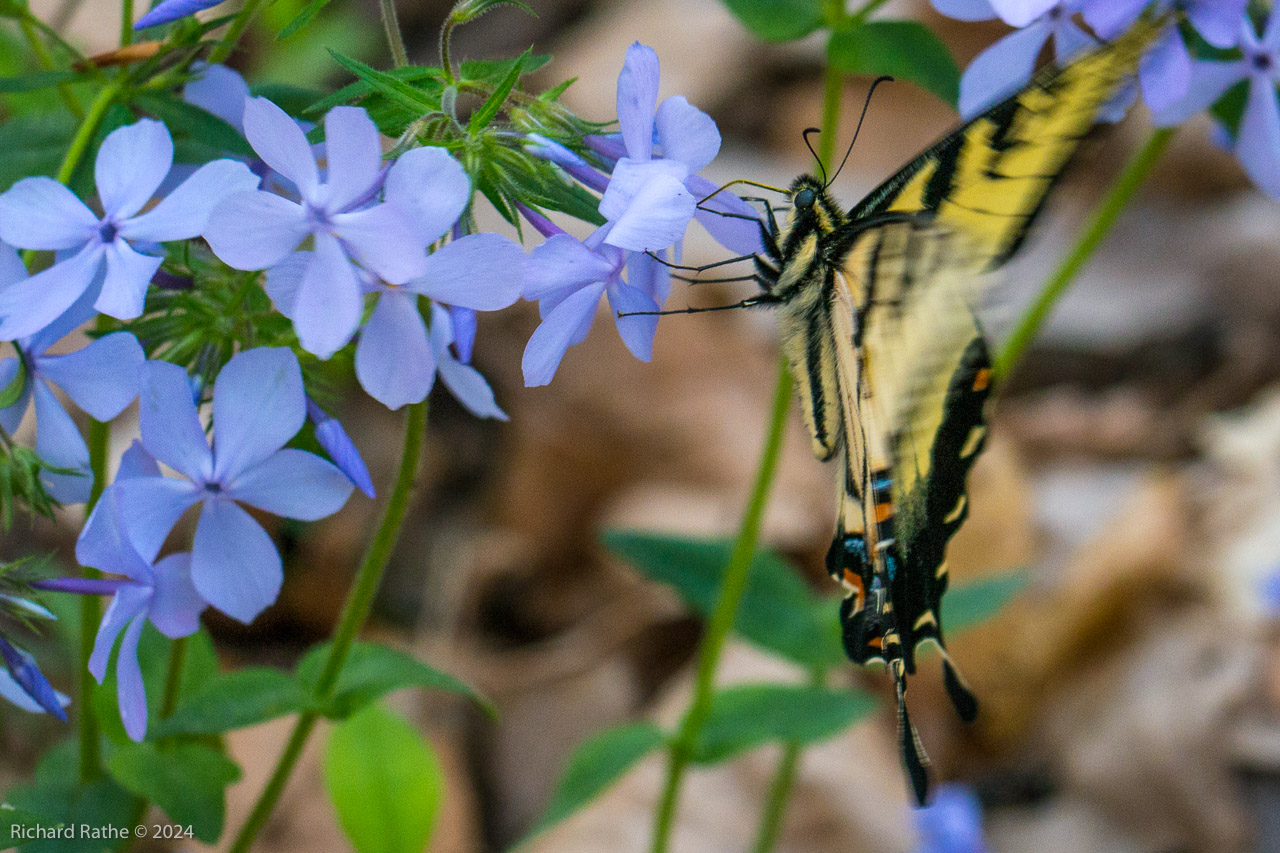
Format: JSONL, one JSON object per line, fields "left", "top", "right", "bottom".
{"left": 1156, "top": 9, "right": 1280, "bottom": 198}
{"left": 935, "top": 0, "right": 1093, "bottom": 118}
{"left": 520, "top": 205, "right": 667, "bottom": 387}
{"left": 75, "top": 443, "right": 205, "bottom": 741}
{"left": 205, "top": 101, "right": 443, "bottom": 359}
{"left": 135, "top": 0, "right": 221, "bottom": 29}
{"left": 266, "top": 230, "right": 523, "bottom": 414}
{"left": 0, "top": 635, "right": 67, "bottom": 719}
{"left": 914, "top": 783, "right": 988, "bottom": 853}
{"left": 0, "top": 120, "right": 259, "bottom": 340}
{"left": 184, "top": 64, "right": 251, "bottom": 134}
{"left": 116, "top": 348, "right": 354, "bottom": 623}
{"left": 587, "top": 43, "right": 763, "bottom": 256}
{"left": 308, "top": 400, "right": 375, "bottom": 498}
{"left": 0, "top": 278, "right": 145, "bottom": 504}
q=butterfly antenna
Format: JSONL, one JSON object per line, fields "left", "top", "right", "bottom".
{"left": 802, "top": 127, "right": 826, "bottom": 184}
{"left": 827, "top": 75, "right": 894, "bottom": 189}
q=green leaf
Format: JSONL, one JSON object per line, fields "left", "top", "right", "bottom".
{"left": 450, "top": 0, "right": 535, "bottom": 25}
{"left": 324, "top": 705, "right": 445, "bottom": 853}
{"left": 720, "top": 0, "right": 823, "bottom": 42}
{"left": 0, "top": 71, "right": 80, "bottom": 94}
{"left": 0, "top": 803, "right": 57, "bottom": 834}
{"left": 133, "top": 93, "right": 255, "bottom": 159}
{"left": 297, "top": 641, "right": 494, "bottom": 719}
{"left": 152, "top": 667, "right": 310, "bottom": 737}
{"left": 0, "top": 111, "right": 76, "bottom": 192}
{"left": 523, "top": 723, "right": 665, "bottom": 843}
{"left": 690, "top": 684, "right": 876, "bottom": 764}
{"left": 944, "top": 569, "right": 1029, "bottom": 631}
{"left": 279, "top": 0, "right": 335, "bottom": 39}
{"left": 827, "top": 20, "right": 961, "bottom": 106}
{"left": 305, "top": 66, "right": 442, "bottom": 115}
{"left": 459, "top": 54, "right": 550, "bottom": 85}
{"left": 5, "top": 742, "right": 140, "bottom": 853}
{"left": 0, "top": 355, "right": 26, "bottom": 409}
{"left": 106, "top": 743, "right": 240, "bottom": 843}
{"left": 468, "top": 47, "right": 531, "bottom": 132}
{"left": 327, "top": 50, "right": 436, "bottom": 116}
{"left": 602, "top": 531, "right": 844, "bottom": 667}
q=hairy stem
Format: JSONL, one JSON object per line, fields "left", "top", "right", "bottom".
{"left": 380, "top": 0, "right": 410, "bottom": 68}
{"left": 209, "top": 0, "right": 268, "bottom": 64}
{"left": 649, "top": 358, "right": 793, "bottom": 853}
{"left": 227, "top": 400, "right": 429, "bottom": 853}
{"left": 994, "top": 126, "right": 1174, "bottom": 378}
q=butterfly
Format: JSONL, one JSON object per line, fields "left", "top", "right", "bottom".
{"left": 646, "top": 16, "right": 1160, "bottom": 804}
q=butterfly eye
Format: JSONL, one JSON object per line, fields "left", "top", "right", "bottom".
{"left": 794, "top": 189, "right": 816, "bottom": 209}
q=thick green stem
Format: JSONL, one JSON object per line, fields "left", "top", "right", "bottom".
{"left": 227, "top": 401, "right": 429, "bottom": 853}
{"left": 77, "top": 418, "right": 109, "bottom": 782}
{"left": 994, "top": 126, "right": 1174, "bottom": 378}
{"left": 160, "top": 636, "right": 187, "bottom": 720}
{"left": 57, "top": 82, "right": 120, "bottom": 185}
{"left": 209, "top": 0, "right": 268, "bottom": 64}
{"left": 120, "top": 0, "right": 134, "bottom": 46}
{"left": 380, "top": 0, "right": 409, "bottom": 68}
{"left": 649, "top": 358, "right": 793, "bottom": 853}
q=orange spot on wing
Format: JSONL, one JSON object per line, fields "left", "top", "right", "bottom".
{"left": 875, "top": 502, "right": 894, "bottom": 523}
{"left": 972, "top": 368, "right": 992, "bottom": 392}
{"left": 868, "top": 637, "right": 883, "bottom": 650}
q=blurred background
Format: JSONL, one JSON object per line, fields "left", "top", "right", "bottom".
{"left": 6, "top": 0, "right": 1280, "bottom": 850}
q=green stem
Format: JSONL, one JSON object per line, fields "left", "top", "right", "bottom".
{"left": 56, "top": 82, "right": 120, "bottom": 185}
{"left": 379, "top": 0, "right": 409, "bottom": 68}
{"left": 160, "top": 636, "right": 187, "bottom": 720}
{"left": 994, "top": 126, "right": 1174, "bottom": 378}
{"left": 227, "top": 400, "right": 429, "bottom": 853}
{"left": 77, "top": 418, "right": 109, "bottom": 782}
{"left": 208, "top": 0, "right": 268, "bottom": 65}
{"left": 750, "top": 667, "right": 825, "bottom": 853}
{"left": 120, "top": 0, "right": 134, "bottom": 46}
{"left": 649, "top": 358, "right": 793, "bottom": 853}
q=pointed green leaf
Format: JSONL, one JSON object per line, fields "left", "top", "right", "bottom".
{"left": 468, "top": 48, "right": 532, "bottom": 132}
{"left": 0, "top": 71, "right": 80, "bottom": 94}
{"left": 106, "top": 743, "right": 240, "bottom": 843}
{"left": 306, "top": 66, "right": 443, "bottom": 115}
{"left": 827, "top": 20, "right": 960, "bottom": 106}
{"left": 720, "top": 0, "right": 823, "bottom": 42}
{"left": 0, "top": 355, "right": 26, "bottom": 409}
{"left": 690, "top": 684, "right": 876, "bottom": 764}
{"left": 324, "top": 705, "right": 445, "bottom": 853}
{"left": 523, "top": 723, "right": 666, "bottom": 843}
{"left": 279, "top": 0, "right": 335, "bottom": 39}
{"left": 327, "top": 50, "right": 436, "bottom": 116}
{"left": 151, "top": 667, "right": 310, "bottom": 737}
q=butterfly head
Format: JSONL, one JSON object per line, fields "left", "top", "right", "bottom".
{"left": 787, "top": 175, "right": 845, "bottom": 241}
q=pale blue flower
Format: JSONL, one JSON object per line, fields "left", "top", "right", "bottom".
{"left": 0, "top": 119, "right": 258, "bottom": 340}
{"left": 117, "top": 348, "right": 353, "bottom": 623}
{"left": 0, "top": 636, "right": 66, "bottom": 719}
{"left": 914, "top": 783, "right": 988, "bottom": 853}
{"left": 135, "top": 0, "right": 221, "bottom": 29}
{"left": 307, "top": 400, "right": 375, "bottom": 498}
{"left": 0, "top": 280, "right": 145, "bottom": 504}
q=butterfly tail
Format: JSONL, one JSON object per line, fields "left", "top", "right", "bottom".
{"left": 892, "top": 659, "right": 931, "bottom": 806}
{"left": 941, "top": 650, "right": 979, "bottom": 723}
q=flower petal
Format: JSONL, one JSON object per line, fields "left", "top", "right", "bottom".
{"left": 404, "top": 233, "right": 524, "bottom": 310}
{"left": 524, "top": 233, "right": 617, "bottom": 300}
{"left": 522, "top": 281, "right": 605, "bottom": 387}
{"left": 1139, "top": 27, "right": 1192, "bottom": 115}
{"left": 192, "top": 498, "right": 282, "bottom": 623}
{"left": 115, "top": 613, "right": 150, "bottom": 740}
{"left": 0, "top": 244, "right": 103, "bottom": 341}
{"left": 618, "top": 43, "right": 660, "bottom": 161}
{"left": 449, "top": 305, "right": 477, "bottom": 363}
{"left": 290, "top": 234, "right": 362, "bottom": 359}
{"left": 94, "top": 241, "right": 162, "bottom": 321}
{"left": 311, "top": 409, "right": 375, "bottom": 498}
{"left": 958, "top": 21, "right": 1051, "bottom": 118}
{"left": 32, "top": 378, "right": 92, "bottom": 504}
{"left": 429, "top": 305, "right": 506, "bottom": 420}
{"left": 39, "top": 332, "right": 144, "bottom": 422}
{"left": 88, "top": 584, "right": 149, "bottom": 682}
{"left": 263, "top": 251, "right": 310, "bottom": 318}
{"left": 601, "top": 166, "right": 696, "bottom": 252}
{"left": 606, "top": 281, "right": 660, "bottom": 361}
{"left": 149, "top": 553, "right": 205, "bottom": 638}
{"left": 243, "top": 97, "right": 319, "bottom": 199}
{"left": 0, "top": 638, "right": 66, "bottom": 719}
{"left": 1154, "top": 59, "right": 1247, "bottom": 125}
{"left": 324, "top": 106, "right": 382, "bottom": 211}
{"left": 655, "top": 96, "right": 720, "bottom": 173}
{"left": 989, "top": 0, "right": 1056, "bottom": 27}
{"left": 1236, "top": 81, "right": 1280, "bottom": 199}
{"left": 1189, "top": 0, "right": 1248, "bottom": 49}
{"left": 122, "top": 159, "right": 260, "bottom": 243}
{"left": 1080, "top": 0, "right": 1144, "bottom": 38}
{"left": 685, "top": 173, "right": 765, "bottom": 255}
{"left": 0, "top": 240, "right": 23, "bottom": 287}
{"left": 383, "top": 146, "right": 470, "bottom": 245}
{"left": 931, "top": 0, "right": 997, "bottom": 20}
{"left": 332, "top": 203, "right": 426, "bottom": 284}
{"left": 116, "top": 476, "right": 202, "bottom": 561}
{"left": 356, "top": 290, "right": 434, "bottom": 409}
{"left": 0, "top": 667, "right": 65, "bottom": 715}
{"left": 0, "top": 176, "right": 98, "bottom": 250}
{"left": 212, "top": 347, "right": 305, "bottom": 480}
{"left": 227, "top": 447, "right": 353, "bottom": 520}
{"left": 135, "top": 0, "right": 222, "bottom": 28}
{"left": 118, "top": 439, "right": 161, "bottom": 480}
{"left": 26, "top": 281, "right": 98, "bottom": 355}
{"left": 183, "top": 63, "right": 251, "bottom": 130}
{"left": 77, "top": 488, "right": 154, "bottom": 582}
{"left": 139, "top": 360, "right": 213, "bottom": 482}
{"left": 626, "top": 248, "right": 670, "bottom": 306}
{"left": 95, "top": 120, "right": 173, "bottom": 220}
{"left": 205, "top": 190, "right": 309, "bottom": 271}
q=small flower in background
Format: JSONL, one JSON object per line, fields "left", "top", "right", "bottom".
{"left": 205, "top": 101, "right": 440, "bottom": 359}
{"left": 71, "top": 442, "right": 205, "bottom": 741}
{"left": 519, "top": 205, "right": 666, "bottom": 387}
{"left": 1156, "top": 8, "right": 1280, "bottom": 199}
{"left": 134, "top": 0, "right": 221, "bottom": 29}
{"left": 0, "top": 278, "right": 145, "bottom": 504}
{"left": 116, "top": 348, "right": 353, "bottom": 623}
{"left": 0, "top": 635, "right": 66, "bottom": 719}
{"left": 0, "top": 120, "right": 258, "bottom": 340}
{"left": 307, "top": 400, "right": 376, "bottom": 498}
{"left": 914, "top": 783, "right": 988, "bottom": 853}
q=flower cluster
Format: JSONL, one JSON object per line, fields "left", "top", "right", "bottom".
{"left": 0, "top": 41, "right": 753, "bottom": 733}
{"left": 934, "top": 1, "right": 1280, "bottom": 198}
